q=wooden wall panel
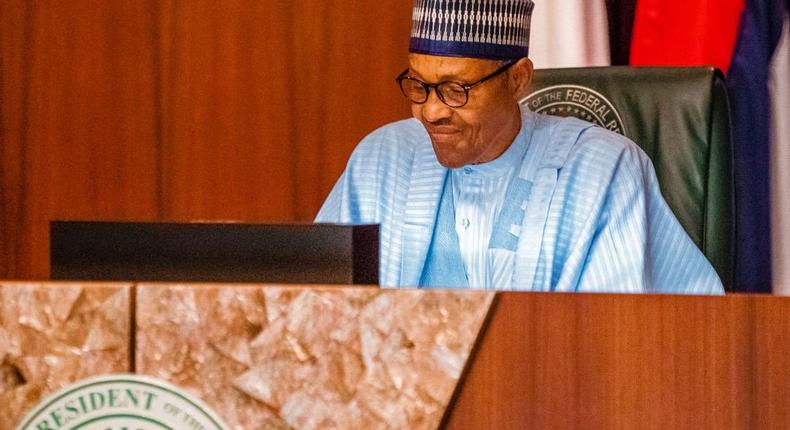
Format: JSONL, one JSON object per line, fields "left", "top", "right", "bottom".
{"left": 0, "top": 1, "right": 413, "bottom": 279}
{"left": 1, "top": 1, "right": 161, "bottom": 278}
{"left": 156, "top": 0, "right": 410, "bottom": 222}
{"left": 157, "top": 0, "right": 297, "bottom": 221}
{"left": 0, "top": 1, "right": 28, "bottom": 278}
{"left": 288, "top": 0, "right": 413, "bottom": 218}
{"left": 753, "top": 295, "right": 790, "bottom": 428}
{"left": 445, "top": 293, "right": 790, "bottom": 429}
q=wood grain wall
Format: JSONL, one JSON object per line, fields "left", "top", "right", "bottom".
{"left": 446, "top": 292, "right": 790, "bottom": 429}
{"left": 1, "top": 0, "right": 413, "bottom": 279}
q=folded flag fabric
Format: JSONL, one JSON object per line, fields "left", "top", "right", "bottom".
{"left": 529, "top": 0, "right": 610, "bottom": 68}
{"left": 629, "top": 0, "right": 744, "bottom": 74}
{"left": 770, "top": 15, "right": 790, "bottom": 295}
{"left": 726, "top": 0, "right": 788, "bottom": 293}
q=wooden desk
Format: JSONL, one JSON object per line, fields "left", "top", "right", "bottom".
{"left": 2, "top": 282, "right": 788, "bottom": 429}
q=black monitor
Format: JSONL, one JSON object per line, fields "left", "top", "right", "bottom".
{"left": 50, "top": 221, "right": 378, "bottom": 285}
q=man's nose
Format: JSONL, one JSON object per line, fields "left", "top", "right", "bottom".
{"left": 420, "top": 89, "right": 453, "bottom": 123}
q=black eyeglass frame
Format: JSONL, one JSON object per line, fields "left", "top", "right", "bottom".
{"left": 395, "top": 60, "right": 517, "bottom": 108}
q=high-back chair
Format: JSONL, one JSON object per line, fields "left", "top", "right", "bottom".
{"left": 523, "top": 67, "right": 734, "bottom": 289}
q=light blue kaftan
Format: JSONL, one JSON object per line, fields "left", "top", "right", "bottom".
{"left": 315, "top": 109, "right": 724, "bottom": 294}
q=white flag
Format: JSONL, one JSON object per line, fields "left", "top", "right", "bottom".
{"left": 528, "top": 0, "right": 611, "bottom": 68}
{"left": 770, "top": 14, "right": 790, "bottom": 295}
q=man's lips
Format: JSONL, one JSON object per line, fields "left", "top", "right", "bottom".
{"left": 426, "top": 126, "right": 460, "bottom": 135}
{"left": 427, "top": 127, "right": 461, "bottom": 146}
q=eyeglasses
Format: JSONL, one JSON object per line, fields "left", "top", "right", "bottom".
{"left": 395, "top": 61, "right": 516, "bottom": 108}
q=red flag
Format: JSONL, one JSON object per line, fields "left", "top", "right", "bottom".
{"left": 629, "top": 0, "right": 745, "bottom": 73}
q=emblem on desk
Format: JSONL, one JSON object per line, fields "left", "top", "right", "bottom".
{"left": 15, "top": 374, "right": 228, "bottom": 430}
{"left": 522, "top": 85, "right": 626, "bottom": 136}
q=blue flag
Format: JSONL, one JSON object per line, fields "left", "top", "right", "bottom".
{"left": 727, "top": 0, "right": 789, "bottom": 292}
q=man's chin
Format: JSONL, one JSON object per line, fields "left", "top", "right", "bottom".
{"left": 430, "top": 139, "right": 467, "bottom": 168}
{"left": 433, "top": 151, "right": 467, "bottom": 169}
{"left": 437, "top": 159, "right": 463, "bottom": 168}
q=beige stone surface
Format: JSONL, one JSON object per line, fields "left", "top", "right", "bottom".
{"left": 136, "top": 285, "right": 494, "bottom": 430}
{"left": 0, "top": 282, "right": 131, "bottom": 429}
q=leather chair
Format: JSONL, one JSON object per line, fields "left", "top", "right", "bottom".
{"left": 523, "top": 67, "right": 734, "bottom": 290}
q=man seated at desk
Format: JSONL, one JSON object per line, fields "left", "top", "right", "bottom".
{"left": 316, "top": 0, "right": 724, "bottom": 294}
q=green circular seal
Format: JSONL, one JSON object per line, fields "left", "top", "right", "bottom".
{"left": 521, "top": 84, "right": 627, "bottom": 136}
{"left": 15, "top": 374, "right": 228, "bottom": 430}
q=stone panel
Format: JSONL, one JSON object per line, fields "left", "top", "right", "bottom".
{"left": 136, "top": 285, "right": 493, "bottom": 430}
{"left": 0, "top": 282, "right": 131, "bottom": 428}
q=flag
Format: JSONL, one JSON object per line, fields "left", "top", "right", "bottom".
{"left": 770, "top": 14, "right": 790, "bottom": 295}
{"left": 727, "top": 0, "right": 789, "bottom": 293}
{"left": 529, "top": 0, "right": 610, "bottom": 68}
{"left": 629, "top": 0, "right": 744, "bottom": 73}
{"left": 604, "top": 0, "right": 638, "bottom": 65}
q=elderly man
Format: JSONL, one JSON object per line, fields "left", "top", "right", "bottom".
{"left": 316, "top": 0, "right": 723, "bottom": 294}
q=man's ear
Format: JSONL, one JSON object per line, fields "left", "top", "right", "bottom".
{"left": 509, "top": 56, "right": 534, "bottom": 101}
